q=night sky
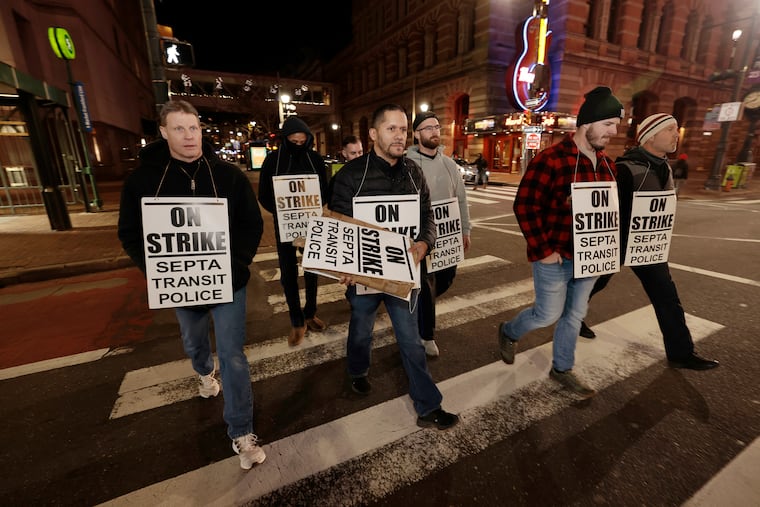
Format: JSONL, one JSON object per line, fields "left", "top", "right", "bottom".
{"left": 153, "top": 0, "right": 353, "bottom": 76}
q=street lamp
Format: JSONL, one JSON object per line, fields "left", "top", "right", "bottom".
{"left": 704, "top": 14, "right": 758, "bottom": 190}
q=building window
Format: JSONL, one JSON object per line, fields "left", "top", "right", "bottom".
{"left": 696, "top": 16, "right": 712, "bottom": 65}
{"left": 637, "top": 0, "right": 656, "bottom": 51}
{"left": 424, "top": 27, "right": 435, "bottom": 68}
{"left": 457, "top": 4, "right": 475, "bottom": 55}
{"left": 680, "top": 10, "right": 699, "bottom": 61}
{"left": 656, "top": 1, "right": 674, "bottom": 56}
{"left": 606, "top": 0, "right": 621, "bottom": 43}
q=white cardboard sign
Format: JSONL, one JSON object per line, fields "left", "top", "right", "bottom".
{"left": 141, "top": 197, "right": 233, "bottom": 309}
{"left": 571, "top": 181, "right": 621, "bottom": 278}
{"left": 426, "top": 197, "right": 463, "bottom": 273}
{"left": 624, "top": 190, "right": 676, "bottom": 266}
{"left": 273, "top": 174, "right": 322, "bottom": 242}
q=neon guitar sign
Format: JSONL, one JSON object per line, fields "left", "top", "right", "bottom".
{"left": 508, "top": 0, "right": 552, "bottom": 112}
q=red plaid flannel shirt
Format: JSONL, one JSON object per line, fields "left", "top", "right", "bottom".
{"left": 513, "top": 134, "right": 617, "bottom": 262}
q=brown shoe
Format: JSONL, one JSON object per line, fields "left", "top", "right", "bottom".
{"left": 288, "top": 326, "right": 306, "bottom": 346}
{"left": 306, "top": 316, "right": 327, "bottom": 332}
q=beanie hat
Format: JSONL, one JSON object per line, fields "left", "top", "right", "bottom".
{"left": 636, "top": 113, "right": 677, "bottom": 145}
{"left": 576, "top": 86, "right": 625, "bottom": 126}
{"left": 413, "top": 111, "right": 438, "bottom": 131}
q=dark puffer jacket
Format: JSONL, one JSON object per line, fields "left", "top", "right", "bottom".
{"left": 615, "top": 146, "right": 674, "bottom": 253}
{"left": 118, "top": 138, "right": 263, "bottom": 291}
{"left": 328, "top": 150, "right": 436, "bottom": 252}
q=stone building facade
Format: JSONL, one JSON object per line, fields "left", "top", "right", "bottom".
{"left": 323, "top": 0, "right": 759, "bottom": 176}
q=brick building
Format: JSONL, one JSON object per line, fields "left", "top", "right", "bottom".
{"left": 323, "top": 0, "right": 759, "bottom": 177}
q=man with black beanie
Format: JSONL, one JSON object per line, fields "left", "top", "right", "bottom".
{"left": 498, "top": 86, "right": 624, "bottom": 399}
{"left": 258, "top": 116, "right": 329, "bottom": 346}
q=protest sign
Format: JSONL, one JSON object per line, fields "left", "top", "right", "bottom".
{"left": 426, "top": 197, "right": 463, "bottom": 273}
{"left": 353, "top": 194, "right": 421, "bottom": 296}
{"left": 624, "top": 190, "right": 676, "bottom": 266}
{"left": 273, "top": 174, "right": 322, "bottom": 242}
{"left": 141, "top": 197, "right": 232, "bottom": 309}
{"left": 300, "top": 210, "right": 417, "bottom": 299}
{"left": 571, "top": 181, "right": 620, "bottom": 278}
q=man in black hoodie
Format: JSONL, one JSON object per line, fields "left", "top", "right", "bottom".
{"left": 580, "top": 113, "right": 718, "bottom": 371}
{"left": 258, "top": 117, "right": 329, "bottom": 346}
{"left": 118, "top": 100, "right": 266, "bottom": 470}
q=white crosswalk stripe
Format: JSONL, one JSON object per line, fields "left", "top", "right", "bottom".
{"left": 465, "top": 186, "right": 517, "bottom": 204}
{"left": 99, "top": 307, "right": 724, "bottom": 506}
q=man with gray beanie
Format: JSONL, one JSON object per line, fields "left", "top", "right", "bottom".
{"left": 579, "top": 113, "right": 719, "bottom": 370}
{"left": 498, "top": 86, "right": 623, "bottom": 399}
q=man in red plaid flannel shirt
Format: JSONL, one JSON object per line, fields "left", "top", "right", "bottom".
{"left": 498, "top": 86, "right": 624, "bottom": 399}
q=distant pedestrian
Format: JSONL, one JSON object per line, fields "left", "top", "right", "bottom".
{"left": 673, "top": 153, "right": 689, "bottom": 196}
{"left": 579, "top": 114, "right": 718, "bottom": 371}
{"left": 473, "top": 153, "right": 488, "bottom": 189}
{"left": 258, "top": 116, "right": 329, "bottom": 346}
{"left": 118, "top": 100, "right": 266, "bottom": 470}
{"left": 409, "top": 111, "right": 472, "bottom": 357}
{"left": 498, "top": 86, "right": 624, "bottom": 399}
{"left": 341, "top": 135, "right": 364, "bottom": 162}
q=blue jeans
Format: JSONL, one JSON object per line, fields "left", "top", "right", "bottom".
{"left": 503, "top": 260, "right": 597, "bottom": 372}
{"left": 175, "top": 287, "right": 253, "bottom": 440}
{"left": 346, "top": 286, "right": 443, "bottom": 416}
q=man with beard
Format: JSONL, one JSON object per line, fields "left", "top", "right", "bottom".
{"left": 408, "top": 111, "right": 472, "bottom": 357}
{"left": 258, "top": 117, "right": 329, "bottom": 346}
{"left": 579, "top": 114, "right": 718, "bottom": 370}
{"left": 329, "top": 104, "right": 459, "bottom": 430}
{"left": 497, "top": 86, "right": 623, "bottom": 399}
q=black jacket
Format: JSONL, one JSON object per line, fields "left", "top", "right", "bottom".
{"left": 118, "top": 138, "right": 263, "bottom": 291}
{"left": 328, "top": 151, "right": 436, "bottom": 252}
{"left": 257, "top": 117, "right": 327, "bottom": 242}
{"left": 615, "top": 146, "right": 674, "bottom": 252}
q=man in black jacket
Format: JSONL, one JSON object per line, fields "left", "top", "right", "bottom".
{"left": 580, "top": 113, "right": 718, "bottom": 370}
{"left": 329, "top": 104, "right": 458, "bottom": 430}
{"left": 258, "top": 117, "right": 329, "bottom": 346}
{"left": 118, "top": 100, "right": 266, "bottom": 470}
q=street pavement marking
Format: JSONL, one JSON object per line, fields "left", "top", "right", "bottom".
{"left": 670, "top": 263, "right": 760, "bottom": 288}
{"left": 98, "top": 307, "right": 724, "bottom": 506}
{"left": 109, "top": 277, "right": 535, "bottom": 419}
{"left": 264, "top": 254, "right": 509, "bottom": 310}
{"left": 684, "top": 435, "right": 760, "bottom": 506}
{"left": 473, "top": 222, "right": 525, "bottom": 236}
{"left": 0, "top": 348, "right": 110, "bottom": 381}
{"left": 672, "top": 233, "right": 760, "bottom": 244}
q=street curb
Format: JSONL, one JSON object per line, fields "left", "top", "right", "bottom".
{"left": 0, "top": 256, "right": 135, "bottom": 287}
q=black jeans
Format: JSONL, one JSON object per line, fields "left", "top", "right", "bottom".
{"left": 276, "top": 241, "right": 318, "bottom": 327}
{"left": 589, "top": 263, "right": 694, "bottom": 360}
{"left": 418, "top": 265, "right": 458, "bottom": 340}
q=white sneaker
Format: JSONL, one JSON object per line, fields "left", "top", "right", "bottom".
{"left": 232, "top": 433, "right": 266, "bottom": 470}
{"left": 422, "top": 339, "right": 440, "bottom": 357}
{"left": 198, "top": 370, "right": 220, "bottom": 398}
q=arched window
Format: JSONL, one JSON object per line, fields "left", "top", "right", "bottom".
{"left": 656, "top": 1, "right": 674, "bottom": 56}
{"left": 680, "top": 10, "right": 699, "bottom": 61}
{"left": 696, "top": 16, "right": 712, "bottom": 65}
{"left": 606, "top": 0, "right": 621, "bottom": 43}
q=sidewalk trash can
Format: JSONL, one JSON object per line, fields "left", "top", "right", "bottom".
{"left": 737, "top": 162, "right": 756, "bottom": 187}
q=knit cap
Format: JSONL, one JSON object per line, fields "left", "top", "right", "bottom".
{"left": 413, "top": 111, "right": 438, "bottom": 131}
{"left": 636, "top": 113, "right": 677, "bottom": 145}
{"left": 576, "top": 86, "right": 625, "bottom": 126}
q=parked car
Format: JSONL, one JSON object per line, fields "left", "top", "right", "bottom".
{"left": 454, "top": 157, "right": 488, "bottom": 185}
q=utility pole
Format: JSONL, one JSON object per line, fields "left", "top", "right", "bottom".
{"left": 704, "top": 12, "right": 758, "bottom": 190}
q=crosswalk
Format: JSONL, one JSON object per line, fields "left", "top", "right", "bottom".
{"left": 465, "top": 185, "right": 517, "bottom": 205}
{"left": 98, "top": 251, "right": 731, "bottom": 505}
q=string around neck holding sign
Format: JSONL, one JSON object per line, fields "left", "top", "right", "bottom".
{"left": 177, "top": 160, "right": 202, "bottom": 192}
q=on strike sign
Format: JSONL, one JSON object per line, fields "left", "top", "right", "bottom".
{"left": 571, "top": 181, "right": 620, "bottom": 278}
{"left": 624, "top": 191, "right": 676, "bottom": 266}
{"left": 272, "top": 174, "right": 322, "bottom": 242}
{"left": 141, "top": 197, "right": 232, "bottom": 309}
{"left": 426, "top": 197, "right": 463, "bottom": 273}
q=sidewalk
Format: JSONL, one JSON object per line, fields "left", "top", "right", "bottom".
{"left": 0, "top": 171, "right": 757, "bottom": 287}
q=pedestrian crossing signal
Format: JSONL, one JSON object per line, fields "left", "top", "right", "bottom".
{"left": 160, "top": 38, "right": 195, "bottom": 68}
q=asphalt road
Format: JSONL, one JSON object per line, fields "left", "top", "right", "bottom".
{"left": 1, "top": 187, "right": 758, "bottom": 506}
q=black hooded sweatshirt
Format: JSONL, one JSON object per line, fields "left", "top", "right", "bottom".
{"left": 257, "top": 116, "right": 327, "bottom": 243}
{"left": 118, "top": 138, "right": 263, "bottom": 291}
